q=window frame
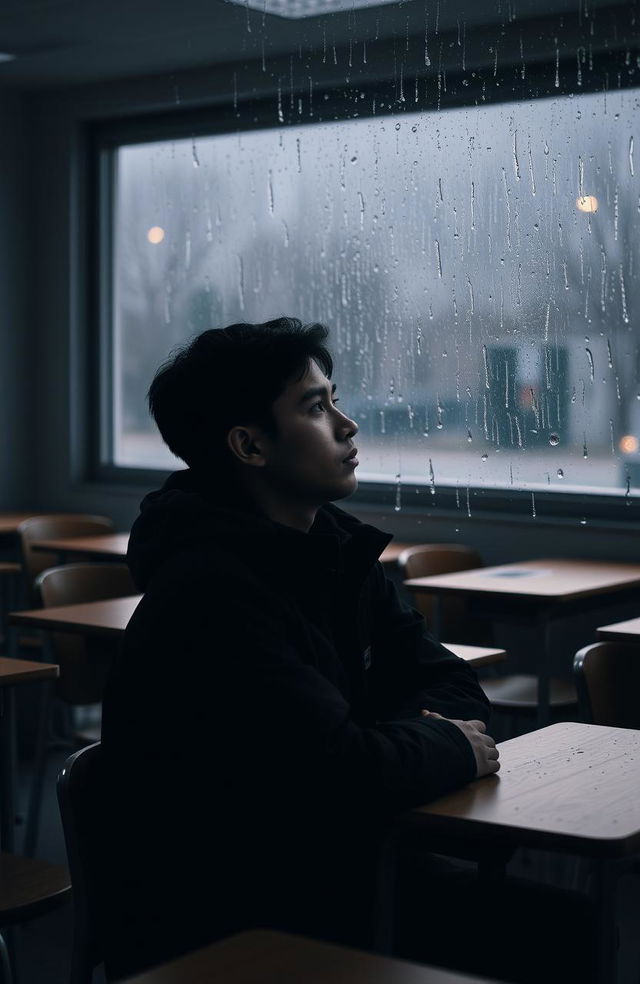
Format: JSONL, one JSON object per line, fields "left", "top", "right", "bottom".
{"left": 87, "top": 42, "right": 640, "bottom": 527}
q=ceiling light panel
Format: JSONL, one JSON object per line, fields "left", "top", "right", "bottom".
{"left": 226, "top": 0, "right": 401, "bottom": 19}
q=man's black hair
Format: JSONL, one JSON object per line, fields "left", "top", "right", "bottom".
{"left": 148, "top": 317, "right": 333, "bottom": 471}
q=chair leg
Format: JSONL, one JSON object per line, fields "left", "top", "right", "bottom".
{"left": 373, "top": 829, "right": 401, "bottom": 954}
{"left": 69, "top": 933, "right": 94, "bottom": 984}
{"left": 0, "top": 931, "right": 14, "bottom": 984}
{"left": 60, "top": 704, "right": 76, "bottom": 743}
{"left": 0, "top": 583, "right": 7, "bottom": 656}
{"left": 23, "top": 683, "right": 54, "bottom": 858}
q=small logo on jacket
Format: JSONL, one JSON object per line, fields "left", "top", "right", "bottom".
{"left": 363, "top": 645, "right": 372, "bottom": 670}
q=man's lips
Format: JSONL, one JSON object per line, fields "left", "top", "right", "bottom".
{"left": 343, "top": 447, "right": 359, "bottom": 462}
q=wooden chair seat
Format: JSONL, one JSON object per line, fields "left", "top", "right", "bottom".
{"left": 0, "top": 852, "right": 70, "bottom": 926}
{"left": 482, "top": 674, "right": 577, "bottom": 710}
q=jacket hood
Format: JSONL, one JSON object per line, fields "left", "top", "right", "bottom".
{"left": 127, "top": 469, "right": 392, "bottom": 592}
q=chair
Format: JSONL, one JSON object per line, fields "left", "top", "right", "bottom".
{"left": 0, "top": 658, "right": 73, "bottom": 983}
{"left": 17, "top": 515, "right": 115, "bottom": 608}
{"left": 37, "top": 560, "right": 135, "bottom": 716}
{"left": 37, "top": 562, "right": 135, "bottom": 693}
{"left": 0, "top": 853, "right": 71, "bottom": 983}
{"left": 399, "top": 545, "right": 577, "bottom": 732}
{"left": 57, "top": 743, "right": 103, "bottom": 984}
{"left": 398, "top": 544, "right": 489, "bottom": 644}
{"left": 24, "top": 563, "right": 135, "bottom": 857}
{"left": 480, "top": 674, "right": 577, "bottom": 731}
{"left": 574, "top": 640, "right": 640, "bottom": 728}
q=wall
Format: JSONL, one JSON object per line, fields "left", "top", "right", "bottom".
{"left": 24, "top": 5, "right": 640, "bottom": 578}
{"left": 0, "top": 91, "right": 33, "bottom": 508}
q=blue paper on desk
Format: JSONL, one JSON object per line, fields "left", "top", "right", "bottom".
{"left": 486, "top": 568, "right": 551, "bottom": 578}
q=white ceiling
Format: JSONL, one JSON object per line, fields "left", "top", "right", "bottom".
{"left": 0, "top": 0, "right": 630, "bottom": 89}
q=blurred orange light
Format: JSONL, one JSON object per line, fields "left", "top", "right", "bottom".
{"left": 147, "top": 226, "right": 165, "bottom": 244}
{"left": 619, "top": 435, "right": 639, "bottom": 454}
{"left": 576, "top": 195, "right": 598, "bottom": 213}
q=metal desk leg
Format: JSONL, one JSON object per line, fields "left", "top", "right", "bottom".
{"left": 23, "top": 634, "right": 56, "bottom": 858}
{"left": 477, "top": 846, "right": 512, "bottom": 892}
{"left": 0, "top": 687, "right": 16, "bottom": 853}
{"left": 373, "top": 829, "right": 401, "bottom": 955}
{"left": 7, "top": 625, "right": 18, "bottom": 662}
{"left": 432, "top": 597, "right": 443, "bottom": 641}
{"left": 0, "top": 627, "right": 22, "bottom": 853}
{"left": 23, "top": 679, "right": 53, "bottom": 858}
{"left": 594, "top": 859, "right": 618, "bottom": 984}
{"left": 536, "top": 611, "right": 552, "bottom": 729}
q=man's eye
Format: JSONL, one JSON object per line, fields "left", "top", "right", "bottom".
{"left": 311, "top": 398, "right": 339, "bottom": 413}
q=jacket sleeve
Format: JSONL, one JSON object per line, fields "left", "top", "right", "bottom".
{"left": 170, "top": 584, "right": 479, "bottom": 815}
{"left": 368, "top": 564, "right": 491, "bottom": 726}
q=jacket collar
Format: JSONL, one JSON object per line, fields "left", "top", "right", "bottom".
{"left": 128, "top": 469, "right": 392, "bottom": 590}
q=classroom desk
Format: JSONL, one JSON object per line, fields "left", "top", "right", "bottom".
{"left": 379, "top": 541, "right": 414, "bottom": 566}
{"left": 0, "top": 512, "right": 44, "bottom": 571}
{"left": 446, "top": 644, "right": 506, "bottom": 668}
{"left": 31, "top": 532, "right": 130, "bottom": 564}
{"left": 9, "top": 596, "right": 142, "bottom": 639}
{"left": 401, "top": 721, "right": 640, "bottom": 984}
{"left": 597, "top": 615, "right": 640, "bottom": 642}
{"left": 0, "top": 657, "right": 59, "bottom": 853}
{"left": 0, "top": 563, "right": 21, "bottom": 625}
{"left": 0, "top": 563, "right": 20, "bottom": 577}
{"left": 405, "top": 558, "right": 640, "bottom": 725}
{"left": 122, "top": 928, "right": 501, "bottom": 984}
{"left": 8, "top": 597, "right": 505, "bottom": 669}
{"left": 32, "top": 534, "right": 408, "bottom": 567}
{"left": 0, "top": 513, "right": 41, "bottom": 582}
{"left": 0, "top": 513, "right": 43, "bottom": 536}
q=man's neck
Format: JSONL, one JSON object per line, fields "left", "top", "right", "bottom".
{"left": 233, "top": 473, "right": 320, "bottom": 532}
{"left": 261, "top": 500, "right": 318, "bottom": 533}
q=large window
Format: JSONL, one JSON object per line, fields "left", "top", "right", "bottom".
{"left": 105, "top": 85, "right": 639, "bottom": 507}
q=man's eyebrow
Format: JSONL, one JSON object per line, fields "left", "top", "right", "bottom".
{"left": 298, "top": 382, "right": 337, "bottom": 406}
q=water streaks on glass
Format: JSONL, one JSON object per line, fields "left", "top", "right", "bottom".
{"left": 112, "top": 88, "right": 639, "bottom": 499}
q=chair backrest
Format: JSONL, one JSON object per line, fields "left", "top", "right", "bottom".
{"left": 397, "top": 543, "right": 483, "bottom": 580}
{"left": 57, "top": 742, "right": 104, "bottom": 984}
{"left": 37, "top": 563, "right": 135, "bottom": 608}
{"left": 398, "top": 544, "right": 487, "bottom": 643}
{"left": 36, "top": 563, "right": 134, "bottom": 706}
{"left": 574, "top": 641, "right": 640, "bottom": 728}
{"left": 18, "top": 514, "right": 115, "bottom": 606}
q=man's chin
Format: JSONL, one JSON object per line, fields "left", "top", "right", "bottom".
{"left": 329, "top": 476, "right": 358, "bottom": 502}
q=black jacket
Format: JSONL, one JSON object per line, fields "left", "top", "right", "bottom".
{"left": 101, "top": 469, "right": 490, "bottom": 978}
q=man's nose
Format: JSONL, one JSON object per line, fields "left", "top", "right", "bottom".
{"left": 339, "top": 409, "right": 358, "bottom": 437}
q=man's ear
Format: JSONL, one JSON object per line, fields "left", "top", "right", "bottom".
{"left": 226, "top": 425, "right": 267, "bottom": 468}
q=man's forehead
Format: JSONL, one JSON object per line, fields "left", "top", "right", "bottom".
{"left": 280, "top": 361, "right": 333, "bottom": 400}
{"left": 300, "top": 359, "right": 331, "bottom": 386}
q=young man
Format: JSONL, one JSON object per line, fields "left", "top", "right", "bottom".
{"left": 100, "top": 317, "right": 498, "bottom": 979}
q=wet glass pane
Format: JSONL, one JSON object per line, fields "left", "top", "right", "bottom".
{"left": 112, "top": 86, "right": 639, "bottom": 500}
